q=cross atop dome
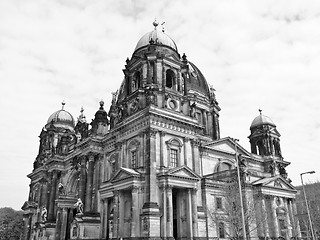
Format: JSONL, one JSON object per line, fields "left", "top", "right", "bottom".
{"left": 61, "top": 100, "right": 66, "bottom": 110}
{"left": 153, "top": 19, "right": 159, "bottom": 29}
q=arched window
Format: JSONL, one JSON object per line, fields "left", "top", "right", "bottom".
{"left": 216, "top": 160, "right": 233, "bottom": 172}
{"left": 166, "top": 69, "right": 175, "bottom": 89}
{"left": 128, "top": 139, "right": 140, "bottom": 169}
{"left": 219, "top": 162, "right": 232, "bottom": 171}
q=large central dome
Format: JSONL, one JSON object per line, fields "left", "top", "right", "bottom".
{"left": 134, "top": 22, "right": 178, "bottom": 53}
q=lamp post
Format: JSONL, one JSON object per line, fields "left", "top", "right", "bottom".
{"left": 300, "top": 171, "right": 315, "bottom": 240}
{"left": 233, "top": 138, "right": 247, "bottom": 240}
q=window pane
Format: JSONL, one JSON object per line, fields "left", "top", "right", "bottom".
{"left": 219, "top": 222, "right": 225, "bottom": 238}
{"left": 216, "top": 197, "right": 222, "bottom": 210}
{"left": 170, "top": 149, "right": 178, "bottom": 167}
{"left": 131, "top": 150, "right": 137, "bottom": 168}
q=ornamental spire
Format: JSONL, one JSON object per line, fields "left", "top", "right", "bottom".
{"left": 61, "top": 100, "right": 66, "bottom": 110}
{"left": 259, "top": 108, "right": 262, "bottom": 115}
{"left": 153, "top": 18, "right": 159, "bottom": 30}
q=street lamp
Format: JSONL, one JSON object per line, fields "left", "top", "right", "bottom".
{"left": 232, "top": 138, "right": 247, "bottom": 240}
{"left": 300, "top": 171, "right": 316, "bottom": 240}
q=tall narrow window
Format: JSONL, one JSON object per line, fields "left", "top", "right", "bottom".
{"left": 218, "top": 222, "right": 225, "bottom": 238}
{"left": 166, "top": 69, "right": 175, "bottom": 89}
{"left": 170, "top": 149, "right": 178, "bottom": 167}
{"left": 131, "top": 71, "right": 140, "bottom": 93}
{"left": 131, "top": 150, "right": 137, "bottom": 168}
{"left": 216, "top": 197, "right": 222, "bottom": 210}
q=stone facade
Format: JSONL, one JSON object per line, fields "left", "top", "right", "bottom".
{"left": 22, "top": 22, "right": 301, "bottom": 240}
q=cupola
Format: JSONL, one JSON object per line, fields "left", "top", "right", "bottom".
{"left": 248, "top": 110, "right": 282, "bottom": 158}
{"left": 46, "top": 102, "right": 75, "bottom": 131}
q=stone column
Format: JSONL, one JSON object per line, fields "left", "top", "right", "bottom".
{"left": 191, "top": 188, "right": 198, "bottom": 237}
{"left": 191, "top": 140, "right": 195, "bottom": 172}
{"left": 131, "top": 186, "right": 140, "bottom": 237}
{"left": 292, "top": 199, "right": 301, "bottom": 238}
{"left": 160, "top": 185, "right": 167, "bottom": 238}
{"left": 55, "top": 207, "right": 62, "bottom": 239}
{"left": 166, "top": 185, "right": 173, "bottom": 237}
{"left": 139, "top": 132, "right": 145, "bottom": 167}
{"left": 207, "top": 112, "right": 213, "bottom": 136}
{"left": 183, "top": 137, "right": 188, "bottom": 166}
{"left": 92, "top": 154, "right": 102, "bottom": 212}
{"left": 153, "top": 60, "right": 157, "bottom": 84}
{"left": 261, "top": 197, "right": 270, "bottom": 237}
{"left": 79, "top": 156, "right": 87, "bottom": 204}
{"left": 160, "top": 131, "right": 165, "bottom": 167}
{"left": 85, "top": 153, "right": 95, "bottom": 212}
{"left": 113, "top": 191, "right": 120, "bottom": 239}
{"left": 213, "top": 112, "right": 220, "bottom": 140}
{"left": 60, "top": 208, "right": 68, "bottom": 240}
{"left": 48, "top": 171, "right": 58, "bottom": 222}
{"left": 271, "top": 196, "right": 280, "bottom": 237}
{"left": 283, "top": 199, "right": 292, "bottom": 238}
{"left": 187, "top": 189, "right": 193, "bottom": 237}
{"left": 145, "top": 129, "right": 158, "bottom": 203}
{"left": 40, "top": 178, "right": 48, "bottom": 208}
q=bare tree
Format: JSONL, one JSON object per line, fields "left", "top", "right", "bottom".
{"left": 296, "top": 181, "right": 320, "bottom": 239}
{"left": 207, "top": 181, "right": 266, "bottom": 240}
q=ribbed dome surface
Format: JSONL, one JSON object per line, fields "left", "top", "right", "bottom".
{"left": 134, "top": 29, "right": 178, "bottom": 52}
{"left": 47, "top": 109, "right": 75, "bottom": 131}
{"left": 184, "top": 62, "right": 210, "bottom": 97}
{"left": 250, "top": 114, "right": 275, "bottom": 129}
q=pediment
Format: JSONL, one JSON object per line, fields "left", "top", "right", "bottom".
{"left": 252, "top": 175, "right": 296, "bottom": 191}
{"left": 164, "top": 165, "right": 200, "bottom": 180}
{"left": 21, "top": 201, "right": 38, "bottom": 210}
{"left": 110, "top": 167, "right": 141, "bottom": 183}
{"left": 204, "top": 137, "right": 251, "bottom": 156}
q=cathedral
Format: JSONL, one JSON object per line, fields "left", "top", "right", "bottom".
{"left": 22, "top": 21, "right": 301, "bottom": 240}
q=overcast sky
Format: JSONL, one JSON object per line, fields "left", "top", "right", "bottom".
{"left": 0, "top": 0, "right": 319, "bottom": 210}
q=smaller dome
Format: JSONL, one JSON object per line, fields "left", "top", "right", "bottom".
{"left": 250, "top": 112, "right": 275, "bottom": 129}
{"left": 134, "top": 29, "right": 178, "bottom": 53}
{"left": 46, "top": 109, "right": 75, "bottom": 131}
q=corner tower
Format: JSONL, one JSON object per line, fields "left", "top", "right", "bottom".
{"left": 248, "top": 110, "right": 282, "bottom": 158}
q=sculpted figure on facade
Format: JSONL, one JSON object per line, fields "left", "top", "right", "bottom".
{"left": 74, "top": 198, "right": 83, "bottom": 214}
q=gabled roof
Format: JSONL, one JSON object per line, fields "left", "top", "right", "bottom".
{"left": 164, "top": 165, "right": 201, "bottom": 180}
{"left": 203, "top": 137, "right": 251, "bottom": 157}
{"left": 252, "top": 175, "right": 296, "bottom": 191}
{"left": 21, "top": 201, "right": 38, "bottom": 211}
{"left": 110, "top": 167, "right": 141, "bottom": 183}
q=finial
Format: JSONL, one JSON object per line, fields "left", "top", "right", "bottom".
{"left": 182, "top": 53, "right": 187, "bottom": 61}
{"left": 99, "top": 100, "right": 104, "bottom": 110}
{"left": 80, "top": 107, "right": 84, "bottom": 114}
{"left": 161, "top": 22, "right": 165, "bottom": 32}
{"left": 61, "top": 100, "right": 66, "bottom": 110}
{"left": 126, "top": 57, "right": 130, "bottom": 65}
{"left": 153, "top": 18, "right": 159, "bottom": 30}
{"left": 259, "top": 109, "right": 262, "bottom": 115}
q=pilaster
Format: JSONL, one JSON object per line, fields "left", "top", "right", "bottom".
{"left": 48, "top": 171, "right": 58, "bottom": 222}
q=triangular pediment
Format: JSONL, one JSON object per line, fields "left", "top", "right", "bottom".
{"left": 204, "top": 137, "right": 251, "bottom": 156}
{"left": 110, "top": 167, "right": 141, "bottom": 183}
{"left": 252, "top": 175, "right": 296, "bottom": 191}
{"left": 21, "top": 201, "right": 38, "bottom": 210}
{"left": 164, "top": 165, "right": 200, "bottom": 179}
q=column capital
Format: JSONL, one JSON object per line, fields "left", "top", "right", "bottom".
{"left": 132, "top": 186, "right": 140, "bottom": 193}
{"left": 183, "top": 137, "right": 190, "bottom": 143}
